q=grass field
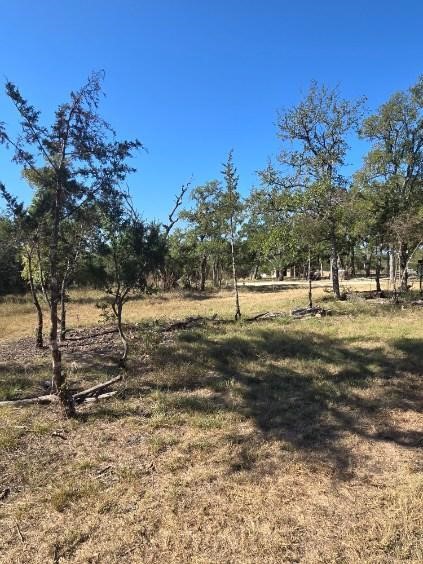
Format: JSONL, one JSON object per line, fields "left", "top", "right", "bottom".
{"left": 0, "top": 280, "right": 422, "bottom": 563}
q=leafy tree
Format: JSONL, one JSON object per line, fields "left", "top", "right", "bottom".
{"left": 0, "top": 73, "right": 141, "bottom": 415}
{"left": 261, "top": 82, "right": 364, "bottom": 298}
{"left": 0, "top": 213, "right": 25, "bottom": 296}
{"left": 180, "top": 181, "right": 225, "bottom": 291}
{"left": 0, "top": 184, "right": 46, "bottom": 347}
{"left": 99, "top": 199, "right": 165, "bottom": 364}
{"left": 359, "top": 76, "right": 423, "bottom": 291}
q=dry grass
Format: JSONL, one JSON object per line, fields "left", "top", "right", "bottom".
{"left": 0, "top": 279, "right": 422, "bottom": 563}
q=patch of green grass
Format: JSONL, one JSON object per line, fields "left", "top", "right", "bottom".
{"left": 50, "top": 481, "right": 99, "bottom": 512}
{"left": 148, "top": 432, "right": 179, "bottom": 454}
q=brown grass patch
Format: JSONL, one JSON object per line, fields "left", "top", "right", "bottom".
{"left": 0, "top": 280, "right": 422, "bottom": 562}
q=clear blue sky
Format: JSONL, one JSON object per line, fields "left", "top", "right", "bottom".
{"left": 1, "top": 0, "right": 422, "bottom": 221}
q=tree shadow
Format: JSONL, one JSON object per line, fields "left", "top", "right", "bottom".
{"left": 0, "top": 362, "right": 51, "bottom": 400}
{"left": 240, "top": 283, "right": 305, "bottom": 293}
{"left": 140, "top": 326, "right": 422, "bottom": 478}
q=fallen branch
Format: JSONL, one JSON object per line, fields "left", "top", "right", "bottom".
{"left": 162, "top": 314, "right": 218, "bottom": 332}
{"left": 72, "top": 375, "right": 122, "bottom": 403}
{"left": 15, "top": 519, "right": 25, "bottom": 544}
{"left": 291, "top": 306, "right": 329, "bottom": 318}
{"left": 245, "top": 311, "right": 287, "bottom": 321}
{"left": 0, "top": 375, "right": 123, "bottom": 408}
{"left": 64, "top": 328, "right": 118, "bottom": 342}
{"left": 83, "top": 391, "right": 118, "bottom": 403}
{"left": 0, "top": 394, "right": 58, "bottom": 407}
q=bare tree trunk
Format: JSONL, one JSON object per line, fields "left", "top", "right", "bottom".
{"left": 200, "top": 254, "right": 207, "bottom": 291}
{"left": 330, "top": 229, "right": 341, "bottom": 299}
{"left": 308, "top": 249, "right": 313, "bottom": 308}
{"left": 115, "top": 300, "right": 128, "bottom": 365}
{"left": 59, "top": 259, "right": 74, "bottom": 342}
{"left": 320, "top": 258, "right": 323, "bottom": 279}
{"left": 60, "top": 278, "right": 67, "bottom": 342}
{"left": 389, "top": 246, "right": 395, "bottom": 286}
{"left": 364, "top": 248, "right": 372, "bottom": 278}
{"left": 37, "top": 246, "right": 51, "bottom": 308}
{"left": 229, "top": 219, "right": 241, "bottom": 321}
{"left": 251, "top": 265, "right": 259, "bottom": 281}
{"left": 27, "top": 253, "right": 43, "bottom": 349}
{"left": 399, "top": 241, "right": 409, "bottom": 292}
{"left": 350, "top": 244, "right": 356, "bottom": 277}
{"left": 375, "top": 245, "right": 382, "bottom": 293}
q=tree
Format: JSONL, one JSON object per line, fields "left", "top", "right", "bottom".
{"left": 262, "top": 82, "right": 364, "bottom": 298}
{"left": 0, "top": 73, "right": 141, "bottom": 415}
{"left": 98, "top": 199, "right": 165, "bottom": 365}
{"left": 180, "top": 181, "right": 224, "bottom": 291}
{"left": 0, "top": 213, "right": 25, "bottom": 296}
{"left": 221, "top": 150, "right": 242, "bottom": 320}
{"left": 360, "top": 76, "right": 423, "bottom": 291}
{"left": 0, "top": 184, "right": 46, "bottom": 347}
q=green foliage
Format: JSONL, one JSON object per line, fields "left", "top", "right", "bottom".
{"left": 0, "top": 215, "right": 25, "bottom": 295}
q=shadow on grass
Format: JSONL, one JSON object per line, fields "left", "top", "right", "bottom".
{"left": 239, "top": 283, "right": 307, "bottom": 293}
{"left": 2, "top": 316, "right": 421, "bottom": 479}
{"left": 138, "top": 326, "right": 422, "bottom": 477}
{"left": 0, "top": 362, "right": 51, "bottom": 400}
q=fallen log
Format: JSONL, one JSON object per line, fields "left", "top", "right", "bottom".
{"left": 72, "top": 375, "right": 122, "bottom": 403}
{"left": 83, "top": 391, "right": 118, "bottom": 403}
{"left": 0, "top": 394, "right": 58, "bottom": 407}
{"left": 0, "top": 375, "right": 123, "bottom": 408}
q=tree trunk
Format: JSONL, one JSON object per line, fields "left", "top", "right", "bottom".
{"left": 229, "top": 223, "right": 241, "bottom": 321}
{"left": 364, "top": 249, "right": 372, "bottom": 277}
{"left": 27, "top": 253, "right": 43, "bottom": 349}
{"left": 200, "top": 254, "right": 207, "bottom": 291}
{"left": 308, "top": 249, "right": 313, "bottom": 308}
{"left": 115, "top": 300, "right": 128, "bottom": 365}
{"left": 389, "top": 247, "right": 395, "bottom": 286}
{"left": 350, "top": 244, "right": 356, "bottom": 277}
{"left": 50, "top": 181, "right": 75, "bottom": 417}
{"left": 399, "top": 242, "right": 409, "bottom": 292}
{"left": 375, "top": 246, "right": 382, "bottom": 293}
{"left": 251, "top": 264, "right": 259, "bottom": 281}
{"left": 330, "top": 230, "right": 341, "bottom": 299}
{"left": 37, "top": 246, "right": 51, "bottom": 308}
{"left": 60, "top": 274, "right": 68, "bottom": 342}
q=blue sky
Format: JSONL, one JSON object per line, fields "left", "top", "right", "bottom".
{"left": 1, "top": 0, "right": 422, "bottom": 221}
